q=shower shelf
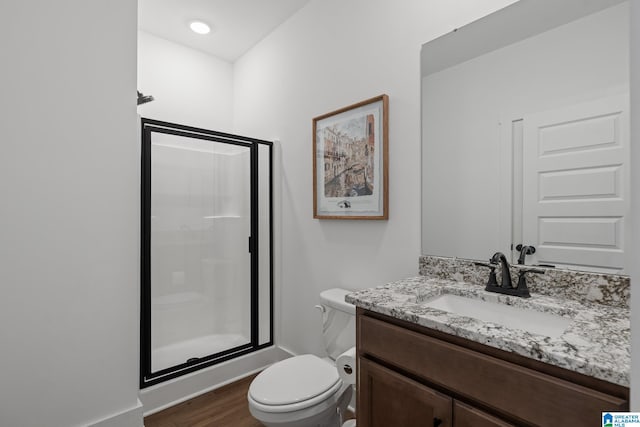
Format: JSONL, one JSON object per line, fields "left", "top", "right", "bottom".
{"left": 152, "top": 292, "right": 206, "bottom": 306}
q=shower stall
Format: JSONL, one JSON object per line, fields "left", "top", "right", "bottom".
{"left": 140, "top": 119, "right": 273, "bottom": 387}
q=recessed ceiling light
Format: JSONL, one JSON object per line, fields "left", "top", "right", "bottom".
{"left": 189, "top": 21, "right": 211, "bottom": 35}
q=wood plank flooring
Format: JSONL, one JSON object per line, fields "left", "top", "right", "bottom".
{"left": 144, "top": 374, "right": 263, "bottom": 427}
{"left": 144, "top": 373, "right": 356, "bottom": 427}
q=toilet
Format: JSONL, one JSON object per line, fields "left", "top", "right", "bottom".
{"left": 248, "top": 288, "right": 356, "bottom": 427}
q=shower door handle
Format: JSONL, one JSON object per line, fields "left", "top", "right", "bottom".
{"left": 248, "top": 236, "right": 252, "bottom": 253}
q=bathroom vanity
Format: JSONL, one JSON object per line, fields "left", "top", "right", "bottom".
{"left": 356, "top": 308, "right": 627, "bottom": 426}
{"left": 347, "top": 258, "right": 630, "bottom": 427}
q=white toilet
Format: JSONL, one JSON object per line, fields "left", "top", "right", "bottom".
{"left": 248, "top": 288, "right": 356, "bottom": 427}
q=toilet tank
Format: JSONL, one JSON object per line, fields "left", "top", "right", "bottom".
{"left": 319, "top": 288, "right": 356, "bottom": 361}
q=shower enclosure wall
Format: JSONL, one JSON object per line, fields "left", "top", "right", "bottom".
{"left": 140, "top": 119, "right": 273, "bottom": 387}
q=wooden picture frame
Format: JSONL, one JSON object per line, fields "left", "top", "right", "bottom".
{"left": 313, "top": 94, "right": 389, "bottom": 220}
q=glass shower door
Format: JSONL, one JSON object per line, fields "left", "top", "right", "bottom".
{"left": 140, "top": 119, "right": 270, "bottom": 387}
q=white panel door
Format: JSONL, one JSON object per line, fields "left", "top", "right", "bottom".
{"left": 521, "top": 95, "right": 629, "bottom": 273}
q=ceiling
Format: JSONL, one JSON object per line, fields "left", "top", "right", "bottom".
{"left": 138, "top": 0, "right": 312, "bottom": 62}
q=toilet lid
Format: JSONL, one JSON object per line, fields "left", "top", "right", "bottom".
{"left": 249, "top": 354, "right": 340, "bottom": 406}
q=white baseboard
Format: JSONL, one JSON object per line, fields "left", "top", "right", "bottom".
{"left": 88, "top": 399, "right": 144, "bottom": 427}
{"left": 140, "top": 345, "right": 293, "bottom": 416}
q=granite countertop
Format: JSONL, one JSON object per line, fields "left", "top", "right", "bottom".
{"left": 346, "top": 277, "right": 630, "bottom": 387}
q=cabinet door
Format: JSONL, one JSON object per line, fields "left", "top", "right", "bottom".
{"left": 358, "top": 357, "right": 451, "bottom": 427}
{"left": 453, "top": 401, "right": 514, "bottom": 427}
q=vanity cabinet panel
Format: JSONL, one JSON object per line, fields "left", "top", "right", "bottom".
{"left": 453, "top": 401, "right": 514, "bottom": 427}
{"left": 357, "top": 309, "right": 628, "bottom": 427}
{"left": 359, "top": 357, "right": 452, "bottom": 427}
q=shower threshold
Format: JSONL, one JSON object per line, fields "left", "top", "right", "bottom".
{"left": 151, "top": 333, "right": 250, "bottom": 373}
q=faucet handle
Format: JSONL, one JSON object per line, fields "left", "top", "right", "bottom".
{"left": 518, "top": 267, "right": 545, "bottom": 276}
{"left": 515, "top": 268, "right": 545, "bottom": 298}
{"left": 474, "top": 261, "right": 496, "bottom": 269}
{"left": 474, "top": 262, "right": 499, "bottom": 287}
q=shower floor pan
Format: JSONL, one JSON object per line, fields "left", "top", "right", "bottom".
{"left": 152, "top": 333, "right": 250, "bottom": 373}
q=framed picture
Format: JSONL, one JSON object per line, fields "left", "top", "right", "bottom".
{"left": 313, "top": 94, "right": 389, "bottom": 220}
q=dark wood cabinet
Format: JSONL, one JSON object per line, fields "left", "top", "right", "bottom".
{"left": 359, "top": 357, "right": 451, "bottom": 427}
{"left": 453, "top": 401, "right": 514, "bottom": 427}
{"left": 356, "top": 308, "right": 629, "bottom": 427}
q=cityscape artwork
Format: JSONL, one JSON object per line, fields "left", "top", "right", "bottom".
{"left": 322, "top": 114, "right": 375, "bottom": 198}
{"left": 313, "top": 95, "right": 388, "bottom": 219}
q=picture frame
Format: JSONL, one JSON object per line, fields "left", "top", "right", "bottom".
{"left": 313, "top": 94, "right": 389, "bottom": 220}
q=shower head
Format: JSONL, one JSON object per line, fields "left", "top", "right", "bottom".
{"left": 137, "top": 90, "right": 155, "bottom": 105}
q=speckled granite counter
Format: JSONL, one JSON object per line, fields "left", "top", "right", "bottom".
{"left": 346, "top": 276, "right": 630, "bottom": 387}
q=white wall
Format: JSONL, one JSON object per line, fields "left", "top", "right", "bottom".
{"left": 0, "top": 1, "right": 141, "bottom": 427}
{"left": 138, "top": 31, "right": 234, "bottom": 131}
{"left": 233, "top": 0, "right": 518, "bottom": 357}
{"left": 422, "top": 4, "right": 629, "bottom": 261}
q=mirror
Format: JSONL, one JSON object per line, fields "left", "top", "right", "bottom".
{"left": 421, "top": 0, "right": 630, "bottom": 273}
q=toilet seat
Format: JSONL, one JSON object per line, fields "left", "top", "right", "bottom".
{"left": 249, "top": 354, "right": 342, "bottom": 413}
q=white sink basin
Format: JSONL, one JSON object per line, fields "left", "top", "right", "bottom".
{"left": 423, "top": 294, "right": 570, "bottom": 338}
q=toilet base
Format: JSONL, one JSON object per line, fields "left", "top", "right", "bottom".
{"left": 249, "top": 383, "right": 352, "bottom": 427}
{"left": 252, "top": 402, "right": 341, "bottom": 427}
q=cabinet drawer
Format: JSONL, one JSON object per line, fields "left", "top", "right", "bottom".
{"left": 454, "top": 401, "right": 514, "bottom": 427}
{"left": 358, "top": 314, "right": 626, "bottom": 426}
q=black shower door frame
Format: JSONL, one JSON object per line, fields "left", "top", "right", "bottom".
{"left": 140, "top": 118, "right": 273, "bottom": 388}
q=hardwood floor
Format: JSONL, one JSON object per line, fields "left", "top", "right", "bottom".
{"left": 144, "top": 373, "right": 356, "bottom": 427}
{"left": 144, "top": 374, "right": 263, "bottom": 427}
